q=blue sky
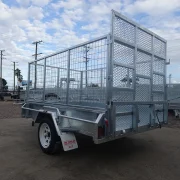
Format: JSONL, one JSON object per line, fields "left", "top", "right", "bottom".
{"left": 0, "top": 0, "right": 180, "bottom": 86}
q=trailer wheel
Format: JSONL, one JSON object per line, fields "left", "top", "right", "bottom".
{"left": 38, "top": 118, "right": 59, "bottom": 154}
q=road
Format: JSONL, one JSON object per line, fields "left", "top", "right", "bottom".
{"left": 0, "top": 102, "right": 180, "bottom": 180}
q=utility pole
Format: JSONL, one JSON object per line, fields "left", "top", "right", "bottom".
{"left": 84, "top": 45, "right": 91, "bottom": 87}
{"left": 12, "top": 61, "right": 18, "bottom": 93}
{"left": 0, "top": 50, "right": 5, "bottom": 91}
{"left": 32, "top": 40, "right": 43, "bottom": 89}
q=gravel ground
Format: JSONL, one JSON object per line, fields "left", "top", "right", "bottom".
{"left": 0, "top": 101, "right": 21, "bottom": 119}
{"left": 0, "top": 102, "right": 180, "bottom": 180}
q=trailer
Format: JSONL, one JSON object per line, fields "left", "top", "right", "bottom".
{"left": 167, "top": 84, "right": 180, "bottom": 117}
{"left": 22, "top": 10, "right": 168, "bottom": 154}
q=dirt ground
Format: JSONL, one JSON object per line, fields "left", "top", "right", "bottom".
{"left": 0, "top": 102, "right": 180, "bottom": 180}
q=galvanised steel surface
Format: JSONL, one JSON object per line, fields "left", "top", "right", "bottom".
{"left": 167, "top": 84, "right": 180, "bottom": 110}
{"left": 110, "top": 10, "right": 167, "bottom": 132}
{"left": 24, "top": 10, "right": 168, "bottom": 139}
{"left": 28, "top": 35, "right": 108, "bottom": 107}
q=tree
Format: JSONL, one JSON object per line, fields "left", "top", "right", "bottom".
{"left": 0, "top": 78, "right": 7, "bottom": 86}
{"left": 2, "top": 78, "right": 7, "bottom": 86}
{"left": 0, "top": 78, "right": 8, "bottom": 90}
{"left": 15, "top": 68, "right": 23, "bottom": 82}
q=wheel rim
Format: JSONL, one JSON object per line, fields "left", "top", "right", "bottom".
{"left": 39, "top": 123, "right": 51, "bottom": 148}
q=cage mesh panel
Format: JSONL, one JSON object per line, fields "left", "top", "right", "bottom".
{"left": 36, "top": 64, "right": 44, "bottom": 89}
{"left": 113, "top": 66, "right": 133, "bottom": 88}
{"left": 70, "top": 39, "right": 107, "bottom": 71}
{"left": 138, "top": 105, "right": 150, "bottom": 126}
{"left": 112, "top": 11, "right": 166, "bottom": 132}
{"left": 137, "top": 28, "right": 152, "bottom": 51}
{"left": 46, "top": 51, "right": 68, "bottom": 68}
{"left": 136, "top": 62, "right": 151, "bottom": 77}
{"left": 69, "top": 38, "right": 107, "bottom": 104}
{"left": 137, "top": 51, "right": 151, "bottom": 62}
{"left": 153, "top": 74, "right": 164, "bottom": 92}
{"left": 153, "top": 93, "right": 164, "bottom": 101}
{"left": 136, "top": 78, "right": 150, "bottom": 101}
{"left": 68, "top": 70, "right": 81, "bottom": 103}
{"left": 114, "top": 16, "right": 135, "bottom": 44}
{"left": 114, "top": 43, "right": 134, "bottom": 65}
{"left": 113, "top": 91, "right": 133, "bottom": 102}
{"left": 80, "top": 68, "right": 106, "bottom": 103}
{"left": 45, "top": 67, "right": 59, "bottom": 102}
{"left": 29, "top": 63, "right": 35, "bottom": 99}
{"left": 116, "top": 105, "right": 132, "bottom": 131}
{"left": 153, "top": 57, "right": 164, "bottom": 74}
{"left": 27, "top": 38, "right": 107, "bottom": 105}
{"left": 28, "top": 63, "right": 44, "bottom": 100}
{"left": 154, "top": 38, "right": 166, "bottom": 57}
{"left": 29, "top": 63, "right": 35, "bottom": 89}
{"left": 58, "top": 68, "right": 67, "bottom": 103}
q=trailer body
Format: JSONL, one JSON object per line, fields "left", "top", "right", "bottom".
{"left": 22, "top": 10, "right": 168, "bottom": 152}
{"left": 167, "top": 84, "right": 180, "bottom": 117}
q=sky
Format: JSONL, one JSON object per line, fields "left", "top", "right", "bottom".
{"left": 0, "top": 0, "right": 180, "bottom": 87}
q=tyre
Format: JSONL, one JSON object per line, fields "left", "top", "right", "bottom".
{"left": 38, "top": 118, "right": 60, "bottom": 154}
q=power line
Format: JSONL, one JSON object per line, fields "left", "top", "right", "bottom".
{"left": 32, "top": 40, "right": 43, "bottom": 89}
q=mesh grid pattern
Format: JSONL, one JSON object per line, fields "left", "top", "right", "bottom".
{"left": 154, "top": 38, "right": 166, "bottom": 57}
{"left": 137, "top": 28, "right": 152, "bottom": 51}
{"left": 153, "top": 57, "right": 164, "bottom": 74}
{"left": 29, "top": 63, "right": 35, "bottom": 89}
{"left": 153, "top": 93, "right": 164, "bottom": 101}
{"left": 114, "top": 16, "right": 135, "bottom": 44}
{"left": 136, "top": 62, "right": 151, "bottom": 77}
{"left": 28, "top": 63, "right": 44, "bottom": 100}
{"left": 113, "top": 66, "right": 133, "bottom": 88}
{"left": 136, "top": 78, "right": 150, "bottom": 101}
{"left": 137, "top": 51, "right": 151, "bottom": 62}
{"left": 153, "top": 74, "right": 164, "bottom": 91}
{"left": 46, "top": 51, "right": 68, "bottom": 68}
{"left": 70, "top": 39, "right": 107, "bottom": 71}
{"left": 138, "top": 105, "right": 150, "bottom": 126}
{"left": 112, "top": 11, "right": 166, "bottom": 132}
{"left": 45, "top": 67, "right": 60, "bottom": 102}
{"left": 113, "top": 91, "right": 133, "bottom": 102}
{"left": 114, "top": 42, "right": 134, "bottom": 65}
{"left": 27, "top": 37, "right": 107, "bottom": 105}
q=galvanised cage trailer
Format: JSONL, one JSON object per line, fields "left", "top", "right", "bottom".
{"left": 167, "top": 84, "right": 180, "bottom": 117}
{"left": 22, "top": 10, "right": 168, "bottom": 154}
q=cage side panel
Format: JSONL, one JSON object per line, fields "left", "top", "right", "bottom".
{"left": 27, "top": 37, "right": 108, "bottom": 108}
{"left": 69, "top": 38, "right": 107, "bottom": 105}
{"left": 111, "top": 11, "right": 167, "bottom": 132}
{"left": 28, "top": 60, "right": 45, "bottom": 100}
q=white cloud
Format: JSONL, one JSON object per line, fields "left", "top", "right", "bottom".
{"left": 51, "top": 0, "right": 83, "bottom": 9}
{"left": 16, "top": 0, "right": 51, "bottom": 7}
{"left": 16, "top": 0, "right": 30, "bottom": 7}
{"left": 31, "top": 0, "right": 51, "bottom": 6}
{"left": 124, "top": 0, "right": 180, "bottom": 16}
{"left": 1, "top": 0, "right": 180, "bottom": 85}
